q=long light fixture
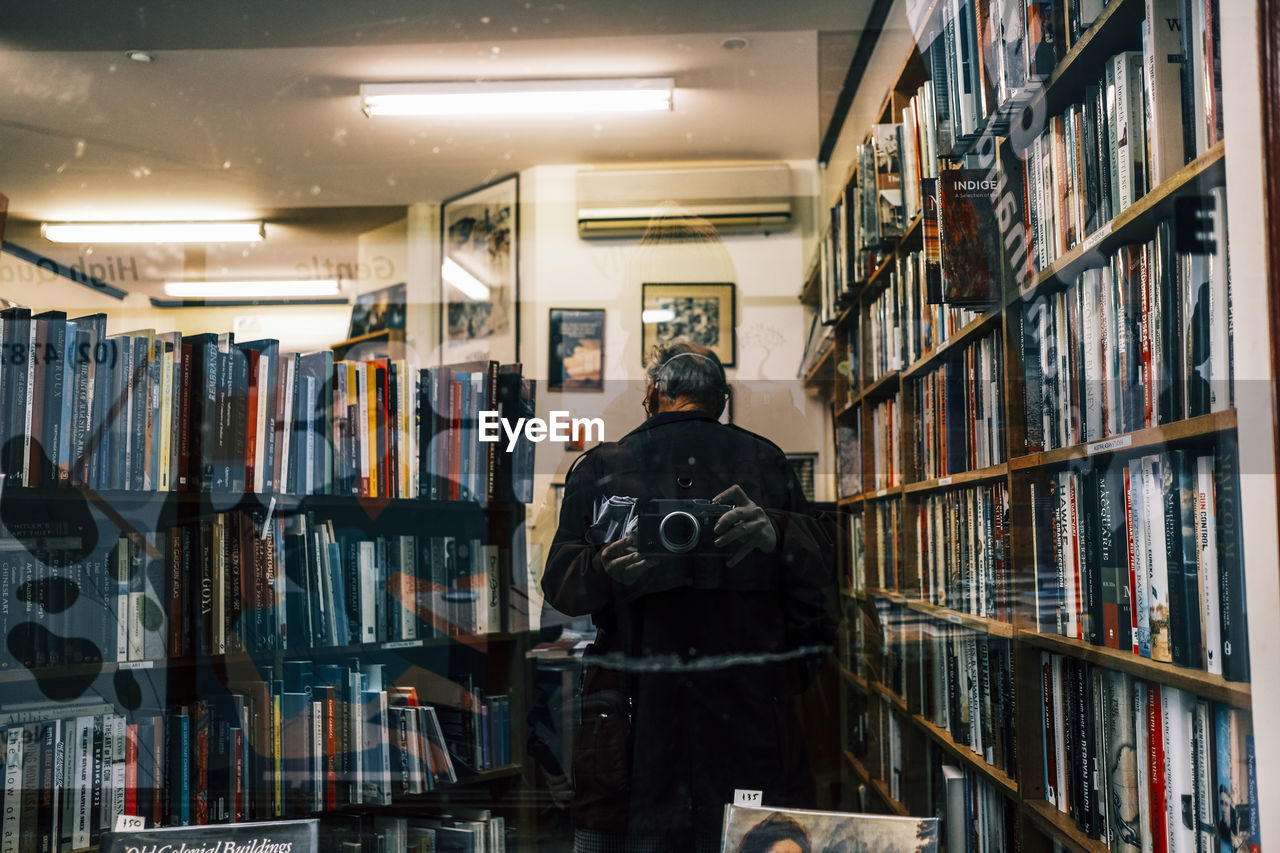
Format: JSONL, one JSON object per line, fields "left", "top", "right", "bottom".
{"left": 641, "top": 309, "right": 676, "bottom": 324}
{"left": 441, "top": 258, "right": 491, "bottom": 301}
{"left": 361, "top": 77, "right": 674, "bottom": 117}
{"left": 163, "top": 279, "right": 340, "bottom": 299}
{"left": 42, "top": 221, "right": 265, "bottom": 244}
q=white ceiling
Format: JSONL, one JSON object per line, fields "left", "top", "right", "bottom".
{"left": 0, "top": 0, "right": 874, "bottom": 288}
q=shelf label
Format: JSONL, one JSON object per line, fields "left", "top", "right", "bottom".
{"left": 938, "top": 477, "right": 953, "bottom": 486}
{"left": 734, "top": 789, "right": 764, "bottom": 807}
{"left": 114, "top": 815, "right": 147, "bottom": 832}
{"left": 876, "top": 489, "right": 888, "bottom": 497}
{"left": 1087, "top": 434, "right": 1133, "bottom": 456}
{"left": 1081, "top": 222, "right": 1113, "bottom": 253}
{"left": 118, "top": 660, "right": 154, "bottom": 671}
{"left": 946, "top": 614, "right": 963, "bottom": 625}
{"left": 383, "top": 640, "right": 424, "bottom": 650}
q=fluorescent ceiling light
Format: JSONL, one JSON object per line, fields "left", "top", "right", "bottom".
{"left": 642, "top": 309, "right": 676, "bottom": 324}
{"left": 163, "top": 279, "right": 340, "bottom": 298}
{"left": 442, "top": 258, "right": 491, "bottom": 301}
{"left": 42, "top": 221, "right": 265, "bottom": 244}
{"left": 361, "top": 78, "right": 674, "bottom": 116}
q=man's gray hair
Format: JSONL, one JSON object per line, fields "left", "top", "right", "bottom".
{"left": 645, "top": 340, "right": 728, "bottom": 415}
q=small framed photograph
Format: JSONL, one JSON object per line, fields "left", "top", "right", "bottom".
{"left": 548, "top": 308, "right": 605, "bottom": 392}
{"left": 641, "top": 282, "right": 736, "bottom": 367}
{"left": 347, "top": 282, "right": 407, "bottom": 340}
{"left": 441, "top": 174, "right": 519, "bottom": 363}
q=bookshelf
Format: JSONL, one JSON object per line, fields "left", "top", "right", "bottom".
{"left": 812, "top": 0, "right": 1268, "bottom": 850}
{"left": 0, "top": 320, "right": 539, "bottom": 850}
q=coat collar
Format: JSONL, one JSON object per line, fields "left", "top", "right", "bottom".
{"left": 624, "top": 409, "right": 719, "bottom": 438}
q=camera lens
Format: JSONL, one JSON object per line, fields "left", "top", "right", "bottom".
{"left": 658, "top": 511, "right": 700, "bottom": 553}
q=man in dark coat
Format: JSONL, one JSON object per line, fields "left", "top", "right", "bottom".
{"left": 543, "top": 341, "right": 838, "bottom": 853}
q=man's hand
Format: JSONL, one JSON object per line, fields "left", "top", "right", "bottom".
{"left": 712, "top": 484, "right": 778, "bottom": 567}
{"left": 599, "top": 536, "right": 654, "bottom": 584}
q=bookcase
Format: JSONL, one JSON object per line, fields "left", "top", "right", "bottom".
{"left": 0, "top": 315, "right": 539, "bottom": 852}
{"left": 803, "top": 0, "right": 1269, "bottom": 850}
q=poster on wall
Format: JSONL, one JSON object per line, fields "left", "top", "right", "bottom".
{"left": 441, "top": 175, "right": 518, "bottom": 363}
{"left": 548, "top": 308, "right": 605, "bottom": 392}
{"left": 640, "top": 282, "right": 735, "bottom": 366}
{"left": 347, "top": 281, "right": 407, "bottom": 339}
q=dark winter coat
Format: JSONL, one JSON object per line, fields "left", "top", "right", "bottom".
{"left": 543, "top": 410, "right": 839, "bottom": 842}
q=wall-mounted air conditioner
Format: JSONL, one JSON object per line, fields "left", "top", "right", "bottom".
{"left": 575, "top": 163, "right": 793, "bottom": 238}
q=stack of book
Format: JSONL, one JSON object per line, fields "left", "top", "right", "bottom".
{"left": 910, "top": 330, "right": 1005, "bottom": 481}
{"left": 869, "top": 397, "right": 901, "bottom": 491}
{"left": 1029, "top": 446, "right": 1249, "bottom": 681}
{"left": 1021, "top": 189, "right": 1232, "bottom": 451}
{"left": 916, "top": 482, "right": 1010, "bottom": 620}
{"left": 931, "top": 758, "right": 1017, "bottom": 853}
{"left": 0, "top": 311, "right": 536, "bottom": 502}
{"left": 1038, "top": 653, "right": 1256, "bottom": 849}
{"left": 919, "top": 627, "right": 1017, "bottom": 780}
{"left": 0, "top": 661, "right": 512, "bottom": 847}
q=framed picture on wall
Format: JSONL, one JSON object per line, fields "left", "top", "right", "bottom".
{"left": 640, "top": 282, "right": 735, "bottom": 366}
{"left": 548, "top": 308, "right": 605, "bottom": 392}
{"left": 441, "top": 174, "right": 519, "bottom": 363}
{"left": 347, "top": 282, "right": 407, "bottom": 339}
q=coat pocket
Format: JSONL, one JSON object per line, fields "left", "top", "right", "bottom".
{"left": 570, "top": 669, "right": 633, "bottom": 829}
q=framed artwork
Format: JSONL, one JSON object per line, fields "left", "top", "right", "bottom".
{"left": 641, "top": 282, "right": 736, "bottom": 366}
{"left": 347, "top": 282, "right": 406, "bottom": 339}
{"left": 441, "top": 174, "right": 519, "bottom": 363}
{"left": 548, "top": 308, "right": 605, "bottom": 392}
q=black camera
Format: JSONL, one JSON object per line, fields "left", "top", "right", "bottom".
{"left": 635, "top": 498, "right": 733, "bottom": 557}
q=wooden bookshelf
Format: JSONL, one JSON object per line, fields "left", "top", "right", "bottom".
{"left": 901, "top": 308, "right": 1003, "bottom": 380}
{"left": 854, "top": 369, "right": 899, "bottom": 404}
{"left": 1020, "top": 140, "right": 1227, "bottom": 301}
{"left": 1017, "top": 631, "right": 1252, "bottom": 710}
{"left": 1009, "top": 408, "right": 1237, "bottom": 471}
{"left": 903, "top": 600, "right": 1015, "bottom": 639}
{"left": 812, "top": 2, "right": 1254, "bottom": 850}
{"left": 912, "top": 713, "right": 1018, "bottom": 798}
{"left": 840, "top": 665, "right": 868, "bottom": 692}
{"left": 1022, "top": 799, "right": 1111, "bottom": 853}
{"left": 802, "top": 342, "right": 836, "bottom": 388}
{"left": 902, "top": 462, "right": 1009, "bottom": 494}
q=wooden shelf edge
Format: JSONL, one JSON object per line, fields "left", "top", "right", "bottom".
{"left": 802, "top": 344, "right": 836, "bottom": 388}
{"left": 1022, "top": 141, "right": 1226, "bottom": 299}
{"left": 870, "top": 778, "right": 912, "bottom": 818}
{"left": 910, "top": 713, "right": 1019, "bottom": 799}
{"left": 1016, "top": 630, "right": 1251, "bottom": 710}
{"left": 903, "top": 462, "right": 1010, "bottom": 494}
{"left": 1042, "top": 0, "right": 1141, "bottom": 102}
{"left": 901, "top": 308, "right": 1003, "bottom": 380}
{"left": 1009, "top": 409, "right": 1238, "bottom": 471}
{"left": 866, "top": 677, "right": 910, "bottom": 715}
{"left": 903, "top": 599, "right": 1015, "bottom": 638}
{"left": 331, "top": 328, "right": 404, "bottom": 349}
{"left": 1023, "top": 799, "right": 1110, "bottom": 853}
{"left": 854, "top": 369, "right": 900, "bottom": 405}
{"left": 866, "top": 586, "right": 907, "bottom": 603}
{"left": 859, "top": 485, "right": 903, "bottom": 502}
{"left": 839, "top": 665, "right": 869, "bottom": 692}
{"left": 837, "top": 494, "right": 864, "bottom": 507}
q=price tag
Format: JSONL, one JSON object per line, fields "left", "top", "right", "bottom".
{"left": 876, "top": 489, "right": 888, "bottom": 498}
{"left": 1087, "top": 434, "right": 1133, "bottom": 456}
{"left": 118, "top": 660, "right": 154, "bottom": 671}
{"left": 115, "top": 815, "right": 146, "bottom": 832}
{"left": 734, "top": 789, "right": 764, "bottom": 807}
{"left": 946, "top": 614, "right": 963, "bottom": 625}
{"left": 938, "top": 477, "right": 953, "bottom": 486}
{"left": 383, "top": 640, "right": 424, "bottom": 650}
{"left": 1081, "top": 222, "right": 1113, "bottom": 253}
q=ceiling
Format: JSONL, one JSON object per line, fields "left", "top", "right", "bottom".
{"left": 0, "top": 0, "right": 875, "bottom": 291}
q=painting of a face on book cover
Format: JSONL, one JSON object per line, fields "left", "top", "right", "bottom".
{"left": 721, "top": 805, "right": 938, "bottom": 853}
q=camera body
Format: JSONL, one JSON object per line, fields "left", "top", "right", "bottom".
{"left": 635, "top": 498, "right": 733, "bottom": 557}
